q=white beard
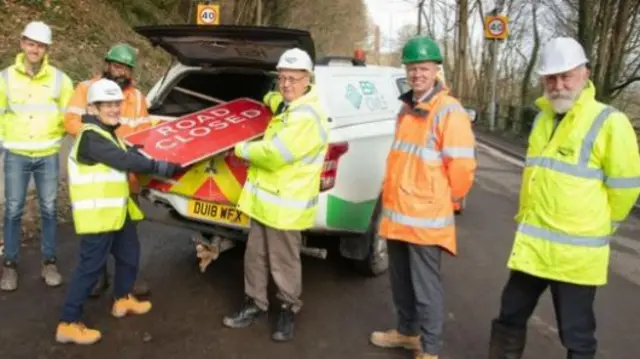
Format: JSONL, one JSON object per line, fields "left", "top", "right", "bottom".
{"left": 548, "top": 98, "right": 576, "bottom": 114}
{"left": 544, "top": 79, "right": 587, "bottom": 114}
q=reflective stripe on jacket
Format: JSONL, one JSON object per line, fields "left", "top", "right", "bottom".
{"left": 68, "top": 123, "right": 144, "bottom": 234}
{"left": 0, "top": 53, "right": 74, "bottom": 157}
{"left": 234, "top": 86, "right": 329, "bottom": 230}
{"left": 378, "top": 81, "right": 477, "bottom": 255}
{"left": 508, "top": 81, "right": 640, "bottom": 286}
{"left": 64, "top": 76, "right": 151, "bottom": 137}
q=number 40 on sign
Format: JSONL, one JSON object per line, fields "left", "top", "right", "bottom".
{"left": 484, "top": 15, "right": 509, "bottom": 40}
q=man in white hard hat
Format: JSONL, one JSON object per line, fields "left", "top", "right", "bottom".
{"left": 488, "top": 37, "right": 640, "bottom": 359}
{"left": 222, "top": 47, "right": 329, "bottom": 342}
{"left": 56, "top": 79, "right": 181, "bottom": 345}
{"left": 0, "top": 21, "right": 74, "bottom": 292}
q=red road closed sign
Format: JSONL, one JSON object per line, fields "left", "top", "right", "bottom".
{"left": 124, "top": 98, "right": 271, "bottom": 167}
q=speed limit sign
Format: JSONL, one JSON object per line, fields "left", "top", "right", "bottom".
{"left": 197, "top": 4, "right": 220, "bottom": 25}
{"left": 484, "top": 15, "right": 508, "bottom": 40}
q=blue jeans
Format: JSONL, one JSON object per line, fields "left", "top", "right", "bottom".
{"left": 3, "top": 151, "right": 59, "bottom": 264}
{"left": 61, "top": 218, "right": 140, "bottom": 322}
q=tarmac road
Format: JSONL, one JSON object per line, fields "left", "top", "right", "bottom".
{"left": 0, "top": 145, "right": 639, "bottom": 359}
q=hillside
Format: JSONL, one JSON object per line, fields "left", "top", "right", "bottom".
{"left": 0, "top": 0, "right": 182, "bottom": 91}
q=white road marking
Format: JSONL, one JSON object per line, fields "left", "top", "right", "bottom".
{"left": 476, "top": 142, "right": 525, "bottom": 168}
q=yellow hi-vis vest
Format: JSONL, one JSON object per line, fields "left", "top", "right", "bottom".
{"left": 68, "top": 124, "right": 144, "bottom": 234}
{"left": 234, "top": 86, "right": 329, "bottom": 230}
{"left": 508, "top": 81, "right": 640, "bottom": 286}
{"left": 0, "top": 53, "right": 74, "bottom": 157}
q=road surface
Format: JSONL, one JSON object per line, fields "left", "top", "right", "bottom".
{"left": 0, "top": 144, "right": 639, "bottom": 359}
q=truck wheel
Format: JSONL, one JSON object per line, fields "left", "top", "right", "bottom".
{"left": 353, "top": 199, "right": 389, "bottom": 277}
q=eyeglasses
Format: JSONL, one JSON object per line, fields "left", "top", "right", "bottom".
{"left": 277, "top": 75, "right": 306, "bottom": 84}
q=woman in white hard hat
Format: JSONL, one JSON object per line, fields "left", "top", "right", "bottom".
{"left": 55, "top": 79, "right": 182, "bottom": 345}
{"left": 222, "top": 47, "right": 330, "bottom": 342}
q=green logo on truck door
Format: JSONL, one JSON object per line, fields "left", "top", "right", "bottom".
{"left": 345, "top": 84, "right": 363, "bottom": 109}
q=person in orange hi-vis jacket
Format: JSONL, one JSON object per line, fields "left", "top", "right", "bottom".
{"left": 369, "top": 36, "right": 477, "bottom": 359}
{"left": 64, "top": 43, "right": 153, "bottom": 298}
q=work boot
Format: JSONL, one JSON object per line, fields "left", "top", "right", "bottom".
{"left": 55, "top": 322, "right": 102, "bottom": 345}
{"left": 89, "top": 270, "right": 109, "bottom": 298}
{"left": 0, "top": 262, "right": 18, "bottom": 292}
{"left": 488, "top": 319, "right": 526, "bottom": 359}
{"left": 111, "top": 295, "right": 152, "bottom": 318}
{"left": 272, "top": 303, "right": 295, "bottom": 342}
{"left": 222, "top": 296, "right": 266, "bottom": 329}
{"left": 131, "top": 279, "right": 151, "bottom": 297}
{"left": 370, "top": 329, "right": 421, "bottom": 351}
{"left": 41, "top": 259, "right": 63, "bottom": 287}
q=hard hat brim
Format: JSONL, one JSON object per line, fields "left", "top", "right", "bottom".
{"left": 21, "top": 34, "right": 52, "bottom": 46}
{"left": 537, "top": 61, "right": 588, "bottom": 76}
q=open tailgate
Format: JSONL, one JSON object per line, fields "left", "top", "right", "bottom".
{"left": 133, "top": 24, "right": 316, "bottom": 70}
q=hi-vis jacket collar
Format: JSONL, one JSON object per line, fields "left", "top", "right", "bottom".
{"left": 13, "top": 53, "right": 52, "bottom": 79}
{"left": 399, "top": 80, "right": 448, "bottom": 109}
{"left": 535, "top": 80, "right": 597, "bottom": 118}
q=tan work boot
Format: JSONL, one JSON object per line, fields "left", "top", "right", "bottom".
{"left": 111, "top": 294, "right": 152, "bottom": 318}
{"left": 415, "top": 353, "right": 438, "bottom": 359}
{"left": 41, "top": 262, "right": 63, "bottom": 287}
{"left": 0, "top": 264, "right": 18, "bottom": 292}
{"left": 55, "top": 322, "right": 102, "bottom": 345}
{"left": 370, "top": 329, "right": 420, "bottom": 350}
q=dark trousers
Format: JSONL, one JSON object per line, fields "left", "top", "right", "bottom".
{"left": 244, "top": 220, "right": 303, "bottom": 312}
{"left": 387, "top": 239, "right": 444, "bottom": 356}
{"left": 60, "top": 218, "right": 140, "bottom": 323}
{"left": 496, "top": 270, "right": 597, "bottom": 356}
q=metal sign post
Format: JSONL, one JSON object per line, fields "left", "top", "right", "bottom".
{"left": 484, "top": 12, "right": 509, "bottom": 131}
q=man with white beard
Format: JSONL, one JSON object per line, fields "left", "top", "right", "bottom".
{"left": 487, "top": 37, "right": 640, "bottom": 359}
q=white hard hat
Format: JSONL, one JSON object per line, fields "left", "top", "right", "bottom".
{"left": 537, "top": 37, "right": 588, "bottom": 76}
{"left": 276, "top": 48, "right": 313, "bottom": 72}
{"left": 22, "top": 21, "right": 52, "bottom": 45}
{"left": 87, "top": 79, "right": 125, "bottom": 104}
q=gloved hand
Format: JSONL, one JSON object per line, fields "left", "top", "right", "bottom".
{"left": 234, "top": 141, "right": 249, "bottom": 160}
{"left": 153, "top": 160, "right": 182, "bottom": 178}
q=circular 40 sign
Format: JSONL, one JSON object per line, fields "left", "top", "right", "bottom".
{"left": 487, "top": 17, "right": 507, "bottom": 37}
{"left": 199, "top": 7, "right": 218, "bottom": 24}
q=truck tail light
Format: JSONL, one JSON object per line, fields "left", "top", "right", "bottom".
{"left": 320, "top": 142, "right": 349, "bottom": 192}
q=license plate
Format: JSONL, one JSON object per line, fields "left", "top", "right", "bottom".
{"left": 187, "top": 200, "right": 250, "bottom": 227}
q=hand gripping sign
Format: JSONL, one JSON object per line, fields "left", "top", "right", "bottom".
{"left": 124, "top": 98, "right": 271, "bottom": 167}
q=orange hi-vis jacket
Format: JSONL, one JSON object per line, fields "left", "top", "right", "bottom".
{"left": 378, "top": 81, "right": 477, "bottom": 255}
{"left": 64, "top": 76, "right": 152, "bottom": 192}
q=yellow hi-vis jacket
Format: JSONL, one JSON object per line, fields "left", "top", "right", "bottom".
{"left": 508, "top": 81, "right": 640, "bottom": 286}
{"left": 0, "top": 53, "right": 74, "bottom": 157}
{"left": 234, "top": 86, "right": 330, "bottom": 230}
{"left": 68, "top": 124, "right": 144, "bottom": 235}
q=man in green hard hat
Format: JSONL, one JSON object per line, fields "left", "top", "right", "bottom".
{"left": 64, "top": 42, "right": 154, "bottom": 298}
{"left": 369, "top": 36, "right": 476, "bottom": 359}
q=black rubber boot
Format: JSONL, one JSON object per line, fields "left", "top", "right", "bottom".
{"left": 222, "top": 297, "right": 266, "bottom": 329}
{"left": 567, "top": 352, "right": 595, "bottom": 359}
{"left": 89, "top": 267, "right": 109, "bottom": 298}
{"left": 272, "top": 303, "right": 295, "bottom": 342}
{"left": 488, "top": 319, "right": 526, "bottom": 359}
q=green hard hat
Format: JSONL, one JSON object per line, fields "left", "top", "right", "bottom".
{"left": 401, "top": 36, "right": 443, "bottom": 64}
{"left": 105, "top": 43, "right": 137, "bottom": 68}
